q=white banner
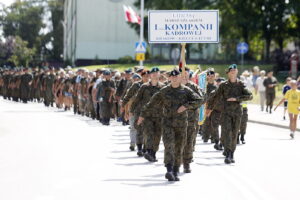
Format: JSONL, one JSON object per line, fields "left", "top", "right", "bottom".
{"left": 148, "top": 10, "right": 219, "bottom": 43}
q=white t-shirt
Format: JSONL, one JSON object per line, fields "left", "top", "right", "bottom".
{"left": 256, "top": 76, "right": 266, "bottom": 92}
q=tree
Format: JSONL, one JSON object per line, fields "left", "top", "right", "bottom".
{"left": 1, "top": 1, "right": 45, "bottom": 51}
{"left": 48, "top": 0, "right": 64, "bottom": 61}
{"left": 6, "top": 36, "right": 36, "bottom": 67}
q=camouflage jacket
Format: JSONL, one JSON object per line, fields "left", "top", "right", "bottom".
{"left": 185, "top": 81, "right": 203, "bottom": 122}
{"left": 121, "top": 81, "right": 144, "bottom": 107}
{"left": 140, "top": 84, "right": 204, "bottom": 124}
{"left": 130, "top": 81, "right": 165, "bottom": 117}
{"left": 207, "top": 80, "right": 253, "bottom": 114}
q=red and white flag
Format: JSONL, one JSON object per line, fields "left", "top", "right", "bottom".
{"left": 123, "top": 5, "right": 141, "bottom": 25}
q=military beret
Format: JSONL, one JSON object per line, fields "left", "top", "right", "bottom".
{"left": 179, "top": 67, "right": 190, "bottom": 73}
{"left": 226, "top": 64, "right": 238, "bottom": 73}
{"left": 125, "top": 68, "right": 132, "bottom": 74}
{"left": 216, "top": 77, "right": 225, "bottom": 83}
{"left": 141, "top": 70, "right": 150, "bottom": 76}
{"left": 150, "top": 67, "right": 160, "bottom": 74}
{"left": 169, "top": 69, "right": 180, "bottom": 77}
{"left": 207, "top": 70, "right": 215, "bottom": 76}
{"left": 132, "top": 73, "right": 141, "bottom": 79}
{"left": 103, "top": 70, "right": 111, "bottom": 75}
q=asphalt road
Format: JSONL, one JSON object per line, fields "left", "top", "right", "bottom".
{"left": 0, "top": 98, "right": 299, "bottom": 200}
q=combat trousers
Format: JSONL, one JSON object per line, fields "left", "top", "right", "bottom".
{"left": 143, "top": 117, "right": 162, "bottom": 152}
{"left": 239, "top": 108, "right": 248, "bottom": 137}
{"left": 129, "top": 115, "right": 137, "bottom": 146}
{"left": 202, "top": 116, "right": 212, "bottom": 141}
{"left": 221, "top": 112, "right": 241, "bottom": 152}
{"left": 134, "top": 113, "right": 144, "bottom": 145}
{"left": 183, "top": 122, "right": 197, "bottom": 164}
{"left": 163, "top": 119, "right": 187, "bottom": 167}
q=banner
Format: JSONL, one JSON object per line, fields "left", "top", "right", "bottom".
{"left": 198, "top": 72, "right": 207, "bottom": 125}
{"left": 148, "top": 10, "right": 219, "bottom": 43}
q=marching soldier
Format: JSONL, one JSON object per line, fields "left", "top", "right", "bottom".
{"left": 20, "top": 68, "right": 33, "bottom": 103}
{"left": 131, "top": 67, "right": 164, "bottom": 162}
{"left": 138, "top": 69, "right": 204, "bottom": 182}
{"left": 206, "top": 64, "right": 253, "bottom": 164}
{"left": 121, "top": 70, "right": 149, "bottom": 153}
{"left": 181, "top": 68, "right": 203, "bottom": 173}
{"left": 97, "top": 70, "right": 116, "bottom": 125}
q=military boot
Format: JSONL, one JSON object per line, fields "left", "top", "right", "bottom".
{"left": 173, "top": 166, "right": 180, "bottom": 181}
{"left": 165, "top": 164, "right": 175, "bottom": 181}
{"left": 144, "top": 149, "right": 155, "bottom": 162}
{"left": 183, "top": 163, "right": 191, "bottom": 173}
{"left": 214, "top": 140, "right": 223, "bottom": 151}
{"left": 241, "top": 135, "right": 246, "bottom": 144}
{"left": 230, "top": 151, "right": 235, "bottom": 163}
{"left": 152, "top": 151, "right": 158, "bottom": 162}
{"left": 137, "top": 144, "right": 143, "bottom": 157}
{"left": 224, "top": 150, "right": 231, "bottom": 164}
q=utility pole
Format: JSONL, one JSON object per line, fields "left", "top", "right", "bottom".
{"left": 139, "top": 0, "right": 144, "bottom": 66}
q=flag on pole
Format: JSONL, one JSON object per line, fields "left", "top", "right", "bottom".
{"left": 123, "top": 5, "right": 141, "bottom": 25}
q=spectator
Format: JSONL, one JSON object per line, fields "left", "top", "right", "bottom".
{"left": 252, "top": 66, "right": 260, "bottom": 87}
{"left": 255, "top": 70, "right": 266, "bottom": 111}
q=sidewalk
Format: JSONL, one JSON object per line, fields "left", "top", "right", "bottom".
{"left": 247, "top": 104, "right": 300, "bottom": 131}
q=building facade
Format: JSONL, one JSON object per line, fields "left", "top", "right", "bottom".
{"left": 64, "top": 0, "right": 139, "bottom": 66}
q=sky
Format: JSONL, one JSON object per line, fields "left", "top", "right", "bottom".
{"left": 0, "top": 0, "right": 15, "bottom": 6}
{"left": 0, "top": 0, "right": 14, "bottom": 6}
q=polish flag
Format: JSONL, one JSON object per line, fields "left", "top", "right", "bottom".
{"left": 123, "top": 5, "right": 141, "bottom": 25}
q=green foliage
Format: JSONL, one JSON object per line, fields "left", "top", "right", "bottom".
{"left": 117, "top": 56, "right": 135, "bottom": 64}
{"left": 131, "top": 0, "right": 300, "bottom": 63}
{"left": 7, "top": 36, "right": 36, "bottom": 67}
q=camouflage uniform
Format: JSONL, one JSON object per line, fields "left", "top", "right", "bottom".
{"left": 238, "top": 103, "right": 248, "bottom": 143}
{"left": 97, "top": 79, "right": 115, "bottom": 125}
{"left": 122, "top": 81, "right": 145, "bottom": 150}
{"left": 44, "top": 73, "right": 56, "bottom": 107}
{"left": 183, "top": 81, "right": 202, "bottom": 167}
{"left": 202, "top": 82, "right": 218, "bottom": 142}
{"left": 131, "top": 81, "right": 164, "bottom": 159}
{"left": 207, "top": 80, "right": 252, "bottom": 162}
{"left": 140, "top": 84, "right": 203, "bottom": 169}
{"left": 20, "top": 72, "right": 33, "bottom": 103}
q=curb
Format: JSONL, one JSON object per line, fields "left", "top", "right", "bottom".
{"left": 248, "top": 119, "right": 300, "bottom": 132}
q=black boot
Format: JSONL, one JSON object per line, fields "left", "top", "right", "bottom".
{"left": 183, "top": 163, "right": 191, "bottom": 173}
{"left": 214, "top": 140, "right": 223, "bottom": 151}
{"left": 165, "top": 164, "right": 175, "bottom": 181}
{"left": 137, "top": 144, "right": 143, "bottom": 157}
{"left": 224, "top": 150, "right": 231, "bottom": 164}
{"left": 152, "top": 151, "right": 158, "bottom": 162}
{"left": 230, "top": 151, "right": 235, "bottom": 163}
{"left": 173, "top": 166, "right": 180, "bottom": 181}
{"left": 144, "top": 149, "right": 155, "bottom": 162}
{"left": 241, "top": 135, "right": 245, "bottom": 144}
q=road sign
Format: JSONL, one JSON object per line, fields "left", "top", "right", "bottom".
{"left": 148, "top": 10, "right": 219, "bottom": 43}
{"left": 135, "top": 41, "right": 147, "bottom": 53}
{"left": 237, "top": 42, "right": 249, "bottom": 54}
{"left": 136, "top": 53, "right": 145, "bottom": 61}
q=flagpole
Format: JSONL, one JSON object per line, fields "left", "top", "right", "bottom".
{"left": 139, "top": 0, "right": 144, "bottom": 67}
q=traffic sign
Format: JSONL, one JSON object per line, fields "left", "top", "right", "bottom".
{"left": 135, "top": 41, "right": 147, "bottom": 53}
{"left": 136, "top": 53, "right": 145, "bottom": 61}
{"left": 237, "top": 42, "right": 249, "bottom": 54}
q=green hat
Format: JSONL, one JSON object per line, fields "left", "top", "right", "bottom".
{"left": 226, "top": 64, "right": 237, "bottom": 73}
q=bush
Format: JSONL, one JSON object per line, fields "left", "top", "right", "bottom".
{"left": 118, "top": 56, "right": 134, "bottom": 64}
